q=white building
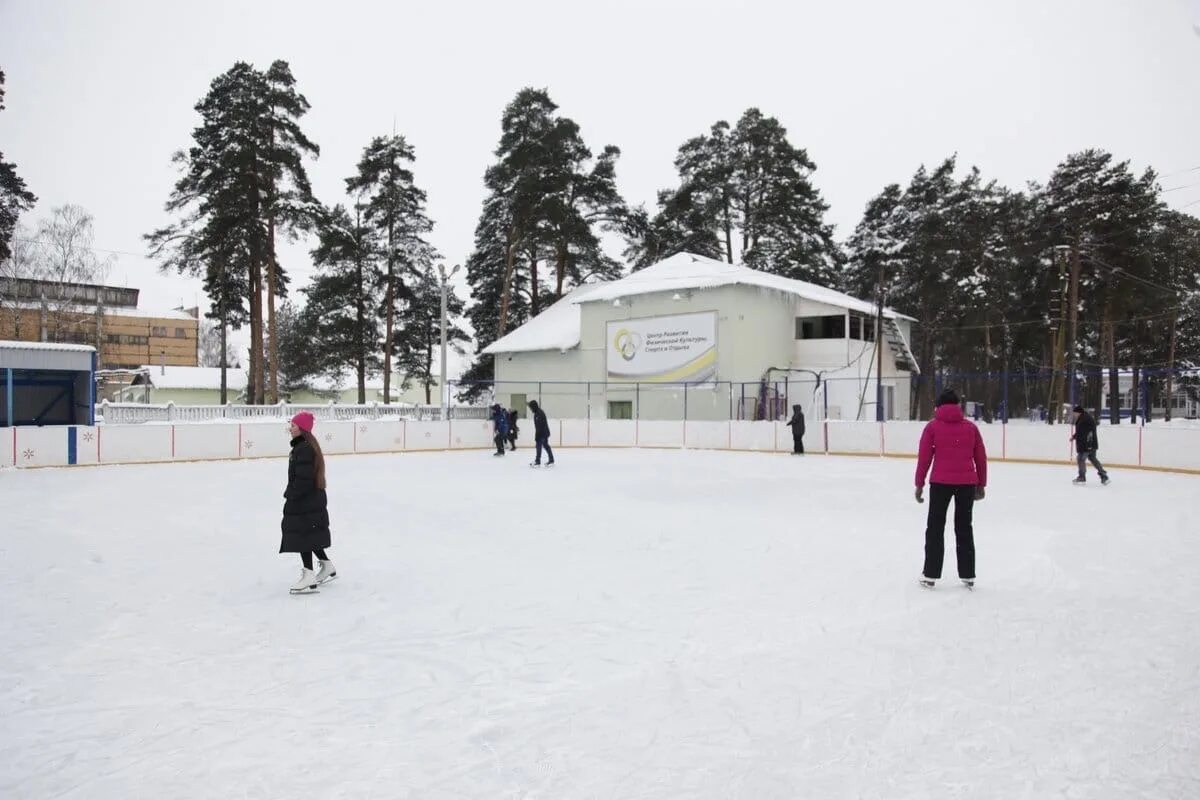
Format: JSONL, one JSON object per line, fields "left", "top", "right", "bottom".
{"left": 482, "top": 253, "right": 919, "bottom": 421}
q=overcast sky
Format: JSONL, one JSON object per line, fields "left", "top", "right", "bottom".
{"left": 2, "top": 0, "right": 1199, "bottom": 371}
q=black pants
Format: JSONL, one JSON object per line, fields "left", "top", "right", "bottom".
{"left": 535, "top": 436, "right": 554, "bottom": 464}
{"left": 1076, "top": 450, "right": 1108, "bottom": 481}
{"left": 507, "top": 433, "right": 517, "bottom": 450}
{"left": 923, "top": 483, "right": 975, "bottom": 580}
{"left": 494, "top": 433, "right": 507, "bottom": 454}
{"left": 792, "top": 435, "right": 804, "bottom": 454}
{"left": 300, "top": 548, "right": 329, "bottom": 570}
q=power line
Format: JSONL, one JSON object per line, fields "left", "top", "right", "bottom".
{"left": 12, "top": 236, "right": 156, "bottom": 261}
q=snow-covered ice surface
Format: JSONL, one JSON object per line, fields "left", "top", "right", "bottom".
{"left": 2, "top": 449, "right": 1198, "bottom": 799}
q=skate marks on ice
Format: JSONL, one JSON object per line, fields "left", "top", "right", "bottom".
{"left": 1, "top": 452, "right": 1198, "bottom": 797}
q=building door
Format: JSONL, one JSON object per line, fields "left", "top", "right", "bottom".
{"left": 511, "top": 393, "right": 526, "bottom": 418}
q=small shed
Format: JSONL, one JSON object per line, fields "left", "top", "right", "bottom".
{"left": 0, "top": 341, "right": 97, "bottom": 426}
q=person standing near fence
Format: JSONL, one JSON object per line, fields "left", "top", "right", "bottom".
{"left": 281, "top": 412, "right": 336, "bottom": 594}
{"left": 528, "top": 400, "right": 555, "bottom": 467}
{"left": 1071, "top": 406, "right": 1110, "bottom": 486}
{"left": 786, "top": 405, "right": 806, "bottom": 454}
{"left": 914, "top": 389, "right": 987, "bottom": 589}
{"left": 491, "top": 404, "right": 509, "bottom": 456}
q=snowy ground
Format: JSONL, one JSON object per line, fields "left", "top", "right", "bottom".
{"left": 2, "top": 449, "right": 1198, "bottom": 799}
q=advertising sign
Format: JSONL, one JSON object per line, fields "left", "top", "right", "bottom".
{"left": 606, "top": 311, "right": 717, "bottom": 383}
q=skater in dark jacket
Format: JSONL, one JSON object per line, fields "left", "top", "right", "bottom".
{"left": 786, "top": 405, "right": 806, "bottom": 454}
{"left": 507, "top": 409, "right": 519, "bottom": 451}
{"left": 1071, "top": 406, "right": 1110, "bottom": 485}
{"left": 914, "top": 389, "right": 986, "bottom": 589}
{"left": 528, "top": 399, "right": 554, "bottom": 466}
{"left": 281, "top": 412, "right": 336, "bottom": 594}
{"left": 491, "top": 404, "right": 509, "bottom": 455}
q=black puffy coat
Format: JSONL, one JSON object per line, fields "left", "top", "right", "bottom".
{"left": 787, "top": 405, "right": 806, "bottom": 438}
{"left": 1073, "top": 411, "right": 1099, "bottom": 454}
{"left": 529, "top": 400, "right": 551, "bottom": 439}
{"left": 279, "top": 436, "right": 331, "bottom": 553}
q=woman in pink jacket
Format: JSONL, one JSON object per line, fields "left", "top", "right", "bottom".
{"left": 914, "top": 389, "right": 987, "bottom": 589}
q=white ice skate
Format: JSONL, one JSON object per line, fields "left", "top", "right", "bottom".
{"left": 918, "top": 576, "right": 935, "bottom": 589}
{"left": 316, "top": 560, "right": 337, "bottom": 585}
{"left": 962, "top": 579, "right": 975, "bottom": 590}
{"left": 289, "top": 568, "right": 319, "bottom": 594}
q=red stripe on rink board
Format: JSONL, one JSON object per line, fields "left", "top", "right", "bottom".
{"left": 1002, "top": 423, "right": 1007, "bottom": 460}
{"left": 1138, "top": 425, "right": 1143, "bottom": 466}
{"left": 238, "top": 424, "right": 242, "bottom": 458}
{"left": 353, "top": 423, "right": 358, "bottom": 453}
{"left": 171, "top": 426, "right": 176, "bottom": 458}
{"left": 97, "top": 426, "right": 102, "bottom": 463}
{"left": 880, "top": 423, "right": 885, "bottom": 455}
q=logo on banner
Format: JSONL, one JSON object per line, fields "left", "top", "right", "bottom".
{"left": 612, "top": 328, "right": 642, "bottom": 361}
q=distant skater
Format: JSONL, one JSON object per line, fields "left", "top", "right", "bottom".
{"left": 281, "top": 412, "right": 336, "bottom": 594}
{"left": 528, "top": 400, "right": 554, "bottom": 467}
{"left": 914, "top": 389, "right": 987, "bottom": 590}
{"left": 507, "top": 408, "right": 519, "bottom": 451}
{"left": 1071, "top": 405, "right": 1110, "bottom": 486}
{"left": 491, "top": 404, "right": 509, "bottom": 456}
{"left": 786, "top": 405, "right": 806, "bottom": 454}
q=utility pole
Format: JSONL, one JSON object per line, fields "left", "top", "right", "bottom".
{"left": 438, "top": 263, "right": 461, "bottom": 418}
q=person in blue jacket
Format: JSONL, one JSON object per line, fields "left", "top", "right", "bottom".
{"left": 490, "top": 403, "right": 509, "bottom": 456}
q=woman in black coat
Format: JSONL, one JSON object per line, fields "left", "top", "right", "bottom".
{"left": 281, "top": 411, "right": 336, "bottom": 594}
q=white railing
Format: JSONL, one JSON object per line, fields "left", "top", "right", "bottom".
{"left": 97, "top": 400, "right": 489, "bottom": 425}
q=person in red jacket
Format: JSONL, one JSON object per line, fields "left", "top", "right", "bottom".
{"left": 914, "top": 388, "right": 987, "bottom": 589}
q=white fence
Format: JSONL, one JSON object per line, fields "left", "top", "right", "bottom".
{"left": 96, "top": 401, "right": 489, "bottom": 425}
{"left": 4, "top": 418, "right": 1200, "bottom": 474}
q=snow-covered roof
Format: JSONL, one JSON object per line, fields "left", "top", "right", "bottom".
{"left": 584, "top": 252, "right": 914, "bottom": 319}
{"left": 4, "top": 299, "right": 196, "bottom": 320}
{"left": 0, "top": 340, "right": 96, "bottom": 353}
{"left": 138, "top": 366, "right": 248, "bottom": 391}
{"left": 483, "top": 253, "right": 915, "bottom": 355}
{"left": 482, "top": 283, "right": 613, "bottom": 356}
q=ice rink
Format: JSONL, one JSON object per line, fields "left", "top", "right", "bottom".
{"left": 2, "top": 448, "right": 1198, "bottom": 799}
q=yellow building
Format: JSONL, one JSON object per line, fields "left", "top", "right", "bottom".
{"left": 0, "top": 278, "right": 198, "bottom": 370}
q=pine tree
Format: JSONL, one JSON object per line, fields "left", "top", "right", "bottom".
{"left": 460, "top": 193, "right": 528, "bottom": 400}
{"left": 261, "top": 60, "right": 321, "bottom": 405}
{"left": 345, "top": 135, "right": 433, "bottom": 404}
{"left": 146, "top": 61, "right": 318, "bottom": 405}
{"left": 394, "top": 265, "right": 468, "bottom": 405}
{"left": 275, "top": 299, "right": 321, "bottom": 398}
{"left": 0, "top": 70, "right": 37, "bottom": 263}
{"left": 461, "top": 88, "right": 624, "bottom": 396}
{"left": 632, "top": 109, "right": 840, "bottom": 280}
{"left": 306, "top": 203, "right": 382, "bottom": 403}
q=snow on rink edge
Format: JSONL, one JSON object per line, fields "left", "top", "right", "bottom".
{"left": 1, "top": 448, "right": 1198, "bottom": 798}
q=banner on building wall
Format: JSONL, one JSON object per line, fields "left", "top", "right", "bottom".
{"left": 606, "top": 311, "right": 717, "bottom": 383}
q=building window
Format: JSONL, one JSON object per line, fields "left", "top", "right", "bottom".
{"left": 151, "top": 326, "right": 168, "bottom": 337}
{"left": 175, "top": 327, "right": 187, "bottom": 338}
{"left": 511, "top": 394, "right": 526, "bottom": 418}
{"left": 608, "top": 401, "right": 633, "bottom": 420}
{"left": 848, "top": 314, "right": 876, "bottom": 342}
{"left": 795, "top": 315, "right": 846, "bottom": 340}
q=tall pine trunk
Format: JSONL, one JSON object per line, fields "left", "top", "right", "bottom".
{"left": 497, "top": 226, "right": 520, "bottom": 337}
{"left": 267, "top": 215, "right": 279, "bottom": 405}
{"left": 1165, "top": 308, "right": 1178, "bottom": 421}
{"left": 555, "top": 241, "right": 567, "bottom": 299}
{"left": 219, "top": 306, "right": 229, "bottom": 406}
{"left": 248, "top": 260, "right": 263, "bottom": 405}
{"left": 531, "top": 253, "right": 539, "bottom": 316}
{"left": 1106, "top": 320, "right": 1119, "bottom": 425}
{"left": 383, "top": 219, "right": 395, "bottom": 405}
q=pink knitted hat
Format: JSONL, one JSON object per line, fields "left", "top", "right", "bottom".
{"left": 291, "top": 411, "right": 315, "bottom": 433}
